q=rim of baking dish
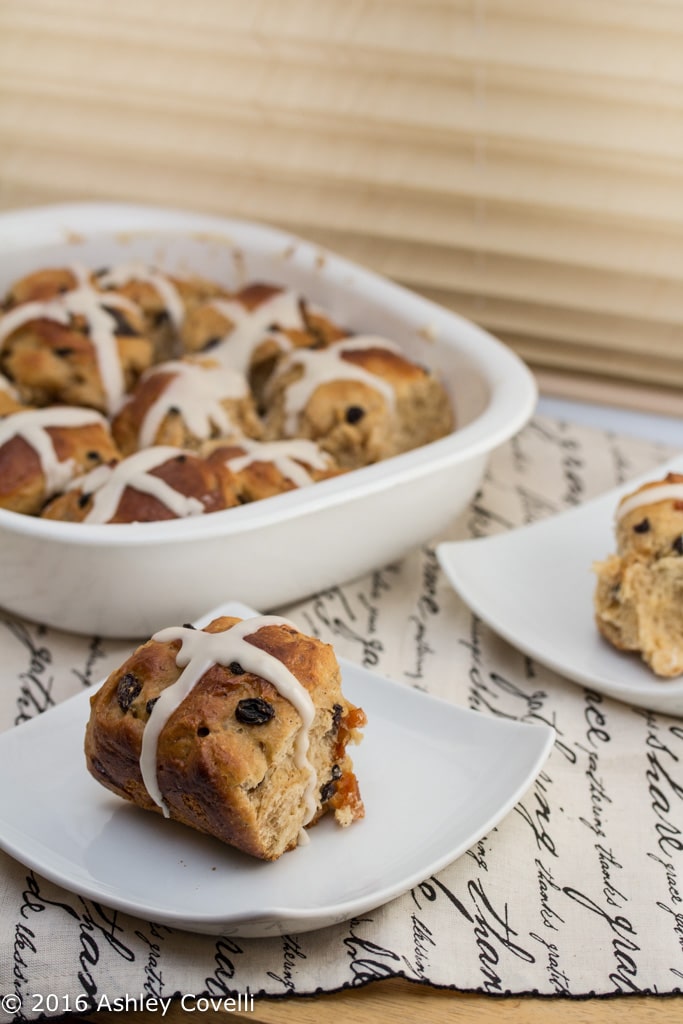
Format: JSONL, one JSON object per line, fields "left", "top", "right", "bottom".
{"left": 0, "top": 202, "right": 537, "bottom": 547}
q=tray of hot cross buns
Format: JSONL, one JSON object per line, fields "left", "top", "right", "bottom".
{"left": 0, "top": 202, "right": 535, "bottom": 636}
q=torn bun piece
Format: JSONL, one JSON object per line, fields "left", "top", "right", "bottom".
{"left": 0, "top": 406, "right": 121, "bottom": 515}
{"left": 0, "top": 264, "right": 153, "bottom": 415}
{"left": 593, "top": 472, "right": 683, "bottom": 678}
{"left": 203, "top": 436, "right": 342, "bottom": 501}
{"left": 263, "top": 335, "right": 454, "bottom": 469}
{"left": 84, "top": 614, "right": 366, "bottom": 860}
{"left": 41, "top": 445, "right": 238, "bottom": 524}
{"left": 111, "top": 358, "right": 261, "bottom": 455}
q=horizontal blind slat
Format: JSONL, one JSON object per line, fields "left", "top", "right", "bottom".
{"left": 3, "top": 79, "right": 683, "bottom": 220}
{"left": 5, "top": 0, "right": 683, "bottom": 84}
{"left": 0, "top": 0, "right": 682, "bottom": 395}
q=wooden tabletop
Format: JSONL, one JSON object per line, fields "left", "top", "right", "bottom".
{"left": 79, "top": 977, "right": 681, "bottom": 1023}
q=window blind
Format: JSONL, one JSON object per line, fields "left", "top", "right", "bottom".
{"left": 1, "top": 0, "right": 681, "bottom": 399}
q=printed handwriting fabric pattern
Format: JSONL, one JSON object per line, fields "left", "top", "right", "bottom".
{"left": 1, "top": 415, "right": 681, "bottom": 1016}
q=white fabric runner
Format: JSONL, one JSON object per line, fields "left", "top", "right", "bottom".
{"left": 1, "top": 414, "right": 682, "bottom": 1018}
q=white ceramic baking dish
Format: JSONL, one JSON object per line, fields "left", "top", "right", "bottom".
{"left": 0, "top": 202, "right": 536, "bottom": 637}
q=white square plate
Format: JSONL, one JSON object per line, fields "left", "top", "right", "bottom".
{"left": 437, "top": 455, "right": 683, "bottom": 717}
{"left": 0, "top": 602, "right": 554, "bottom": 937}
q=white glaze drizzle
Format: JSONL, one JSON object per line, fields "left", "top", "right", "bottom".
{"left": 0, "top": 299, "right": 68, "bottom": 344}
{"left": 223, "top": 438, "right": 331, "bottom": 488}
{"left": 134, "top": 360, "right": 248, "bottom": 448}
{"left": 70, "top": 446, "right": 205, "bottom": 523}
{"left": 97, "top": 264, "right": 186, "bottom": 329}
{"left": 617, "top": 482, "right": 683, "bottom": 522}
{"left": 0, "top": 264, "right": 139, "bottom": 414}
{"left": 204, "top": 290, "right": 304, "bottom": 374}
{"left": 269, "top": 335, "right": 400, "bottom": 434}
{"left": 139, "top": 616, "right": 317, "bottom": 844}
{"left": 0, "top": 406, "right": 108, "bottom": 494}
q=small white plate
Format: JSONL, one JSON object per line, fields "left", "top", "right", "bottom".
{"left": 437, "top": 455, "right": 683, "bottom": 717}
{"left": 0, "top": 602, "right": 554, "bottom": 937}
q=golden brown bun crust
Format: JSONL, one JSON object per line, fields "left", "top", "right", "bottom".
{"left": 111, "top": 370, "right": 176, "bottom": 454}
{"left": 0, "top": 414, "right": 121, "bottom": 514}
{"left": 4, "top": 267, "right": 82, "bottom": 305}
{"left": 181, "top": 283, "right": 346, "bottom": 400}
{"left": 1, "top": 312, "right": 153, "bottom": 413}
{"left": 42, "top": 449, "right": 240, "bottom": 523}
{"left": 203, "top": 439, "right": 343, "bottom": 501}
{"left": 85, "top": 616, "right": 365, "bottom": 859}
{"left": 111, "top": 360, "right": 263, "bottom": 456}
{"left": 1, "top": 266, "right": 156, "bottom": 410}
{"left": 594, "top": 472, "right": 683, "bottom": 678}
{"left": 1, "top": 266, "right": 454, "bottom": 520}
{"left": 95, "top": 269, "right": 230, "bottom": 361}
{"left": 265, "top": 344, "right": 454, "bottom": 469}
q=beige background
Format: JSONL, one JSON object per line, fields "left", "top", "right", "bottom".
{"left": 1, "top": 0, "right": 682, "bottom": 405}
{"left": 0, "top": 7, "right": 681, "bottom": 1021}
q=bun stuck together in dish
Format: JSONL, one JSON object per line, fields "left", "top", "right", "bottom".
{"left": 85, "top": 614, "right": 366, "bottom": 860}
{"left": 41, "top": 446, "right": 240, "bottom": 524}
{"left": 202, "top": 437, "right": 340, "bottom": 501}
{"left": 0, "top": 265, "right": 154, "bottom": 414}
{"left": 0, "top": 406, "right": 121, "bottom": 515}
{"left": 111, "top": 357, "right": 263, "bottom": 455}
{"left": 593, "top": 472, "right": 683, "bottom": 678}
{"left": 181, "top": 282, "right": 346, "bottom": 398}
{"left": 93, "top": 262, "right": 228, "bottom": 362}
{"left": 263, "top": 335, "right": 454, "bottom": 469}
{"left": 0, "top": 261, "right": 454, "bottom": 522}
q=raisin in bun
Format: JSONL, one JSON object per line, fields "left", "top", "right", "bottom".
{"left": 85, "top": 614, "right": 366, "bottom": 860}
{"left": 594, "top": 472, "right": 683, "bottom": 677}
{"left": 203, "top": 437, "right": 341, "bottom": 502}
{"left": 181, "top": 282, "right": 346, "bottom": 400}
{"left": 0, "top": 406, "right": 121, "bottom": 515}
{"left": 41, "top": 446, "right": 238, "bottom": 524}
{"left": 94, "top": 264, "right": 228, "bottom": 361}
{"left": 263, "top": 335, "right": 453, "bottom": 469}
{"left": 111, "top": 358, "right": 262, "bottom": 455}
{"left": 0, "top": 266, "right": 153, "bottom": 414}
